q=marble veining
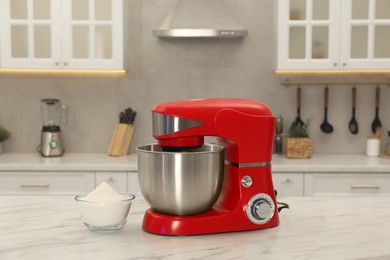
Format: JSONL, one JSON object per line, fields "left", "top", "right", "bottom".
{"left": 1, "top": 196, "right": 390, "bottom": 259}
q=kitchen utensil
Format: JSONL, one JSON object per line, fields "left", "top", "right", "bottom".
{"left": 38, "top": 98, "right": 67, "bottom": 157}
{"left": 371, "top": 86, "right": 382, "bottom": 134}
{"left": 367, "top": 127, "right": 382, "bottom": 139}
{"left": 129, "top": 111, "right": 137, "bottom": 125}
{"left": 348, "top": 86, "right": 359, "bottom": 134}
{"left": 137, "top": 144, "right": 225, "bottom": 216}
{"left": 119, "top": 107, "right": 136, "bottom": 125}
{"left": 375, "top": 127, "right": 382, "bottom": 138}
{"left": 137, "top": 98, "right": 281, "bottom": 235}
{"left": 119, "top": 112, "right": 125, "bottom": 123}
{"left": 292, "top": 87, "right": 304, "bottom": 128}
{"left": 320, "top": 86, "right": 334, "bottom": 134}
{"left": 123, "top": 108, "right": 133, "bottom": 124}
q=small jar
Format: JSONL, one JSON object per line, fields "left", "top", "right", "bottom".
{"left": 275, "top": 115, "right": 284, "bottom": 135}
{"left": 366, "top": 138, "right": 380, "bottom": 157}
{"left": 274, "top": 135, "right": 283, "bottom": 155}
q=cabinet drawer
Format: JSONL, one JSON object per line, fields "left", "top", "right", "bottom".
{"left": 95, "top": 172, "right": 127, "bottom": 192}
{"left": 305, "top": 173, "right": 390, "bottom": 196}
{"left": 0, "top": 172, "right": 95, "bottom": 195}
{"left": 272, "top": 173, "right": 304, "bottom": 197}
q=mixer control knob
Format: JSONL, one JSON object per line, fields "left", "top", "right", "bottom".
{"left": 246, "top": 193, "right": 275, "bottom": 225}
{"left": 241, "top": 176, "right": 253, "bottom": 188}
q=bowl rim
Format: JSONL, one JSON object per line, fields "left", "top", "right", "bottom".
{"left": 74, "top": 192, "right": 136, "bottom": 204}
{"left": 136, "top": 143, "right": 225, "bottom": 154}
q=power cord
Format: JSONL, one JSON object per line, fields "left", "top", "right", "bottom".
{"left": 275, "top": 189, "right": 290, "bottom": 212}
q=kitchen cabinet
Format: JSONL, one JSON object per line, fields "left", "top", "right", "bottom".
{"left": 304, "top": 173, "right": 390, "bottom": 196}
{"left": 0, "top": 171, "right": 95, "bottom": 195}
{"left": 128, "top": 171, "right": 141, "bottom": 196}
{"left": 95, "top": 171, "right": 127, "bottom": 192}
{"left": 0, "top": 0, "right": 126, "bottom": 70}
{"left": 95, "top": 172, "right": 140, "bottom": 195}
{"left": 277, "top": 0, "right": 390, "bottom": 70}
{"left": 272, "top": 173, "right": 304, "bottom": 197}
{"left": 0, "top": 171, "right": 138, "bottom": 195}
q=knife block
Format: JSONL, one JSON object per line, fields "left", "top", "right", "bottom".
{"left": 107, "top": 124, "right": 134, "bottom": 156}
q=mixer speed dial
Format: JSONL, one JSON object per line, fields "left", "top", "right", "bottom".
{"left": 246, "top": 193, "right": 275, "bottom": 225}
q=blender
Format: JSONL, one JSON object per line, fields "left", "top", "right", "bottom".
{"left": 39, "top": 98, "right": 67, "bottom": 157}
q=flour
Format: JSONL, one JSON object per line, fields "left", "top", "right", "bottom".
{"left": 76, "top": 182, "right": 135, "bottom": 229}
{"left": 84, "top": 182, "right": 127, "bottom": 202}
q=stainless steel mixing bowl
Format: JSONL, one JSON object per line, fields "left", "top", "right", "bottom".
{"left": 137, "top": 143, "right": 225, "bottom": 216}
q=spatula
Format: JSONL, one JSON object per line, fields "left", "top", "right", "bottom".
{"left": 371, "top": 86, "right": 382, "bottom": 134}
{"left": 320, "top": 86, "right": 334, "bottom": 134}
{"left": 348, "top": 86, "right": 358, "bottom": 134}
{"left": 291, "top": 86, "right": 304, "bottom": 128}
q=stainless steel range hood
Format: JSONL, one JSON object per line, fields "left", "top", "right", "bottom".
{"left": 153, "top": 0, "right": 248, "bottom": 38}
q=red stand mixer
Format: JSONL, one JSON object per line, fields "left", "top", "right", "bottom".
{"left": 137, "top": 98, "right": 280, "bottom": 235}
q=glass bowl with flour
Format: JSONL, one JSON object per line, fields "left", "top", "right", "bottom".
{"left": 75, "top": 182, "right": 135, "bottom": 231}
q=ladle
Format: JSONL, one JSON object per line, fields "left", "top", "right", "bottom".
{"left": 291, "top": 86, "right": 304, "bottom": 128}
{"left": 371, "top": 86, "right": 382, "bottom": 134}
{"left": 320, "top": 86, "right": 334, "bottom": 134}
{"left": 348, "top": 86, "right": 358, "bottom": 134}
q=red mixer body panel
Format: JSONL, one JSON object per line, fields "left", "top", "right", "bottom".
{"left": 143, "top": 98, "right": 279, "bottom": 235}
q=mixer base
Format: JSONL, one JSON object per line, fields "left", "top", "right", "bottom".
{"left": 142, "top": 207, "right": 279, "bottom": 236}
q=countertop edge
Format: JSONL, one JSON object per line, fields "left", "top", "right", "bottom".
{"left": 0, "top": 153, "right": 389, "bottom": 173}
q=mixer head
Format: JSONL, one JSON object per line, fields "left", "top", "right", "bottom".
{"left": 152, "top": 112, "right": 204, "bottom": 151}
{"left": 151, "top": 98, "right": 275, "bottom": 163}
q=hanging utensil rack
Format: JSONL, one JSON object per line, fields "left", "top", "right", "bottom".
{"left": 275, "top": 69, "right": 390, "bottom": 87}
{"left": 281, "top": 78, "right": 390, "bottom": 87}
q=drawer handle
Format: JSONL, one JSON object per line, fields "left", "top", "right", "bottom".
{"left": 282, "top": 179, "right": 293, "bottom": 184}
{"left": 350, "top": 185, "right": 380, "bottom": 190}
{"left": 20, "top": 183, "right": 50, "bottom": 188}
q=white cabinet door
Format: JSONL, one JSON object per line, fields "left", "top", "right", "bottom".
{"left": 339, "top": 0, "right": 390, "bottom": 69}
{"left": 95, "top": 171, "right": 127, "bottom": 192}
{"left": 277, "top": 0, "right": 340, "bottom": 70}
{"left": 272, "top": 173, "right": 304, "bottom": 197}
{"left": 277, "top": 0, "right": 390, "bottom": 70}
{"left": 62, "top": 0, "right": 124, "bottom": 69}
{"left": 304, "top": 173, "right": 390, "bottom": 196}
{"left": 0, "top": 0, "right": 125, "bottom": 70}
{"left": 0, "top": 171, "right": 95, "bottom": 195}
{"left": 0, "top": 0, "right": 61, "bottom": 69}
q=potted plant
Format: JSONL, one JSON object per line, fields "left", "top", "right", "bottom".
{"left": 285, "top": 120, "right": 312, "bottom": 158}
{"left": 0, "top": 125, "right": 11, "bottom": 154}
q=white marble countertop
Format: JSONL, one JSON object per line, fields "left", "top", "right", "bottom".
{"left": 1, "top": 196, "right": 390, "bottom": 259}
{"left": 0, "top": 153, "right": 389, "bottom": 173}
{"left": 271, "top": 154, "right": 390, "bottom": 173}
{"left": 0, "top": 153, "right": 137, "bottom": 171}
